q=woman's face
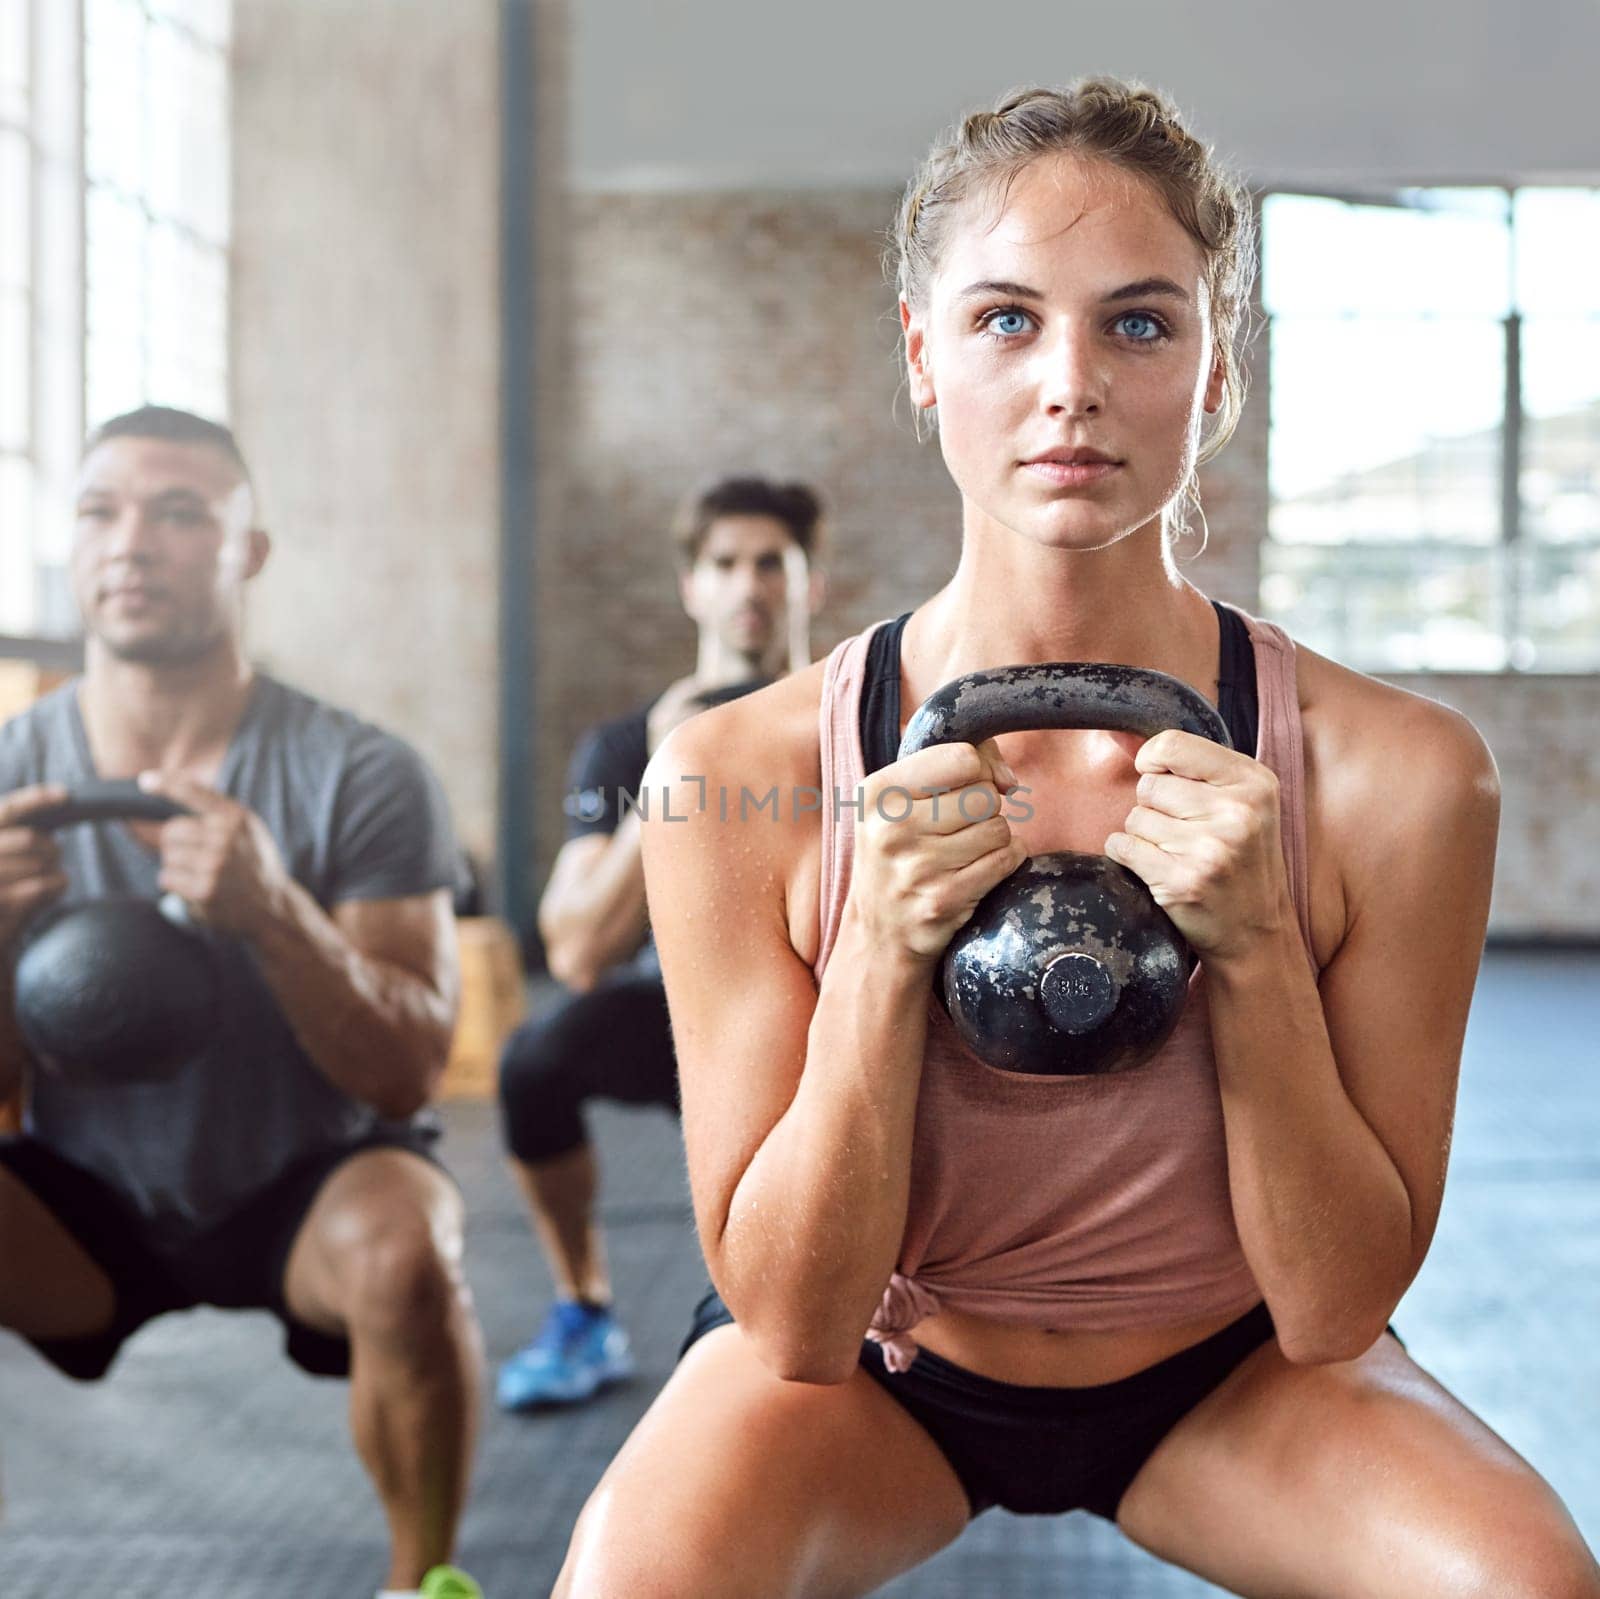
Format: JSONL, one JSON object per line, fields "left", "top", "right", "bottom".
{"left": 903, "top": 154, "right": 1224, "bottom": 553}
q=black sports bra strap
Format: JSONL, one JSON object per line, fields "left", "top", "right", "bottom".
{"left": 857, "top": 604, "right": 1258, "bottom": 771}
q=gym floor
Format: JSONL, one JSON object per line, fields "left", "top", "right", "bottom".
{"left": 1, "top": 948, "right": 1596, "bottom": 1598}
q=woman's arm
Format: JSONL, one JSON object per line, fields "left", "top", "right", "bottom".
{"left": 642, "top": 689, "right": 1023, "bottom": 1383}
{"left": 1110, "top": 683, "right": 1500, "bottom": 1363}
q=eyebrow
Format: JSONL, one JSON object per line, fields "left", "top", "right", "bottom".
{"left": 76, "top": 486, "right": 210, "bottom": 506}
{"left": 956, "top": 276, "right": 1192, "bottom": 306}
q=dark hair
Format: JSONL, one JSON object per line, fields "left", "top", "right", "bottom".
{"left": 83, "top": 405, "right": 252, "bottom": 482}
{"left": 672, "top": 476, "right": 825, "bottom": 567}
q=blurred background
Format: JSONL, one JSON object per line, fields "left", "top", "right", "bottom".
{"left": 2, "top": 0, "right": 1596, "bottom": 948}
{"left": 0, "top": 5, "right": 1596, "bottom": 1594}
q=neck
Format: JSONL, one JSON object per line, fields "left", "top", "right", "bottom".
{"left": 79, "top": 636, "right": 256, "bottom": 778}
{"left": 694, "top": 634, "right": 784, "bottom": 684}
{"left": 910, "top": 510, "right": 1219, "bottom": 693}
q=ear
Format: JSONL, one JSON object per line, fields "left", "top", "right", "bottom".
{"left": 243, "top": 527, "right": 271, "bottom": 581}
{"left": 900, "top": 298, "right": 936, "bottom": 410}
{"left": 1202, "top": 350, "right": 1226, "bottom": 416}
{"left": 677, "top": 566, "right": 698, "bottom": 619}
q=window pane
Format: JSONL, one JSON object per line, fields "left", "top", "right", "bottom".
{"left": 86, "top": 188, "right": 149, "bottom": 422}
{"left": 0, "top": 453, "right": 35, "bottom": 633}
{"left": 0, "top": 287, "right": 27, "bottom": 452}
{"left": 148, "top": 227, "right": 226, "bottom": 416}
{"left": 1522, "top": 319, "right": 1600, "bottom": 546}
{"left": 148, "top": 0, "right": 231, "bottom": 50}
{"left": 0, "top": 125, "right": 27, "bottom": 291}
{"left": 1263, "top": 191, "right": 1511, "bottom": 319}
{"left": 1515, "top": 189, "right": 1600, "bottom": 317}
{"left": 1261, "top": 542, "right": 1508, "bottom": 672}
{"left": 0, "top": 0, "right": 28, "bottom": 126}
{"left": 1270, "top": 318, "right": 1504, "bottom": 542}
{"left": 147, "top": 24, "right": 228, "bottom": 243}
{"left": 84, "top": 0, "right": 146, "bottom": 197}
{"left": 1516, "top": 543, "right": 1600, "bottom": 671}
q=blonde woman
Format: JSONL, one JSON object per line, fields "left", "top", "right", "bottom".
{"left": 555, "top": 81, "right": 1598, "bottom": 1599}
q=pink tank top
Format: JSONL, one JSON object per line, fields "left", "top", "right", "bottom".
{"left": 815, "top": 609, "right": 1316, "bottom": 1371}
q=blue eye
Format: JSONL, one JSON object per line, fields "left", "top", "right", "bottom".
{"left": 1115, "top": 312, "right": 1166, "bottom": 341}
{"left": 982, "top": 308, "right": 1033, "bottom": 338}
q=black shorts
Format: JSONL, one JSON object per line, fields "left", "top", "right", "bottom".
{"left": 499, "top": 954, "right": 677, "bottom": 1164}
{"left": 683, "top": 1289, "right": 1395, "bottom": 1520}
{"left": 0, "top": 1132, "right": 444, "bottom": 1382}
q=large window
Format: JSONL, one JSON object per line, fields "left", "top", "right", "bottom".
{"left": 1261, "top": 188, "right": 1600, "bottom": 673}
{"left": 0, "top": 0, "right": 230, "bottom": 643}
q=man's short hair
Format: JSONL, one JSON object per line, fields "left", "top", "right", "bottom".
{"left": 83, "top": 405, "right": 252, "bottom": 483}
{"left": 672, "top": 476, "right": 825, "bottom": 567}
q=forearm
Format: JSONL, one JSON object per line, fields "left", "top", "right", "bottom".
{"left": 714, "top": 909, "right": 932, "bottom": 1382}
{"left": 1207, "top": 922, "right": 1414, "bottom": 1362}
{"left": 540, "top": 820, "right": 650, "bottom": 988}
{"left": 247, "top": 882, "right": 453, "bottom": 1119}
{"left": 1, "top": 923, "right": 38, "bottom": 1102}
{"left": 0, "top": 986, "right": 25, "bottom": 1103}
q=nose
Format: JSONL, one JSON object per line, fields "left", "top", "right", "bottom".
{"left": 1038, "top": 320, "right": 1107, "bottom": 418}
{"left": 101, "top": 507, "right": 158, "bottom": 562}
{"left": 733, "top": 562, "right": 769, "bottom": 603}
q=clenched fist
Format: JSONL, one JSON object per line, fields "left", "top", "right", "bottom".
{"left": 847, "top": 739, "right": 1027, "bottom": 966}
{"left": 1104, "top": 730, "right": 1294, "bottom": 962}
{"left": 0, "top": 785, "right": 70, "bottom": 953}
{"left": 137, "top": 772, "right": 293, "bottom": 938}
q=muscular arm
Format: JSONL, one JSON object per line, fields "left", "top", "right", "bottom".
{"left": 645, "top": 695, "right": 1020, "bottom": 1385}
{"left": 537, "top": 822, "right": 649, "bottom": 990}
{"left": 0, "top": 972, "right": 26, "bottom": 1102}
{"left": 247, "top": 885, "right": 460, "bottom": 1121}
{"left": 0, "top": 784, "right": 70, "bottom": 1105}
{"left": 1203, "top": 700, "right": 1500, "bottom": 1363}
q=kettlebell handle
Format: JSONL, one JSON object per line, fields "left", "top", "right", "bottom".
{"left": 23, "top": 780, "right": 193, "bottom": 832}
{"left": 897, "top": 662, "right": 1231, "bottom": 760}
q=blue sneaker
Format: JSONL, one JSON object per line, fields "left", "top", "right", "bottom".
{"left": 496, "top": 1300, "right": 635, "bottom": 1411}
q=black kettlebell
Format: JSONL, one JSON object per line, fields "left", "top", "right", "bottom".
{"left": 897, "top": 663, "right": 1231, "bottom": 1077}
{"left": 11, "top": 781, "right": 220, "bottom": 1086}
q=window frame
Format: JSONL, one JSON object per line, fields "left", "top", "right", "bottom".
{"left": 1260, "top": 182, "right": 1599, "bottom": 677}
{"left": 3, "top": 0, "right": 230, "bottom": 655}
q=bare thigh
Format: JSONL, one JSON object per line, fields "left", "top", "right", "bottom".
{"left": 1118, "top": 1331, "right": 1600, "bottom": 1599}
{"left": 555, "top": 1324, "right": 972, "bottom": 1599}
{"left": 0, "top": 1166, "right": 116, "bottom": 1340}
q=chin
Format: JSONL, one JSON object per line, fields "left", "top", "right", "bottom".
{"left": 1001, "top": 502, "right": 1135, "bottom": 553}
{"left": 97, "top": 627, "right": 210, "bottom": 666}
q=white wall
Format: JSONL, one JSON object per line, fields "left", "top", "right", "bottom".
{"left": 572, "top": 0, "right": 1600, "bottom": 191}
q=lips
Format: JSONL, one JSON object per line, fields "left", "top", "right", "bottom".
{"left": 1020, "top": 449, "right": 1122, "bottom": 488}
{"left": 1024, "top": 447, "right": 1120, "bottom": 467}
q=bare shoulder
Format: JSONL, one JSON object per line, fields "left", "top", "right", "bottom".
{"left": 1294, "top": 642, "right": 1500, "bottom": 815}
{"left": 1291, "top": 642, "right": 1501, "bottom": 932}
{"left": 641, "top": 662, "right": 830, "bottom": 961}
{"left": 644, "top": 660, "right": 827, "bottom": 806}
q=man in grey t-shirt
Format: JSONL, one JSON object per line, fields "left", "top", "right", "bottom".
{"left": 0, "top": 406, "right": 483, "bottom": 1599}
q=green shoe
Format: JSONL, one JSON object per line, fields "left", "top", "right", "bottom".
{"left": 420, "top": 1567, "right": 483, "bottom": 1599}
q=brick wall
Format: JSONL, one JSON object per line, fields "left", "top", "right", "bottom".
{"left": 223, "top": 28, "right": 1595, "bottom": 940}
{"left": 1385, "top": 674, "right": 1598, "bottom": 940}
{"left": 554, "top": 191, "right": 1595, "bottom": 938}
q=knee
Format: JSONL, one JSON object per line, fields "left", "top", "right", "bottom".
{"left": 340, "top": 1216, "right": 470, "bottom": 1350}
{"left": 557, "top": 1484, "right": 754, "bottom": 1599}
{"left": 498, "top": 1012, "right": 573, "bottom": 1116}
{"left": 1454, "top": 1494, "right": 1600, "bottom": 1599}
{"left": 499, "top": 1016, "right": 589, "bottom": 1161}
